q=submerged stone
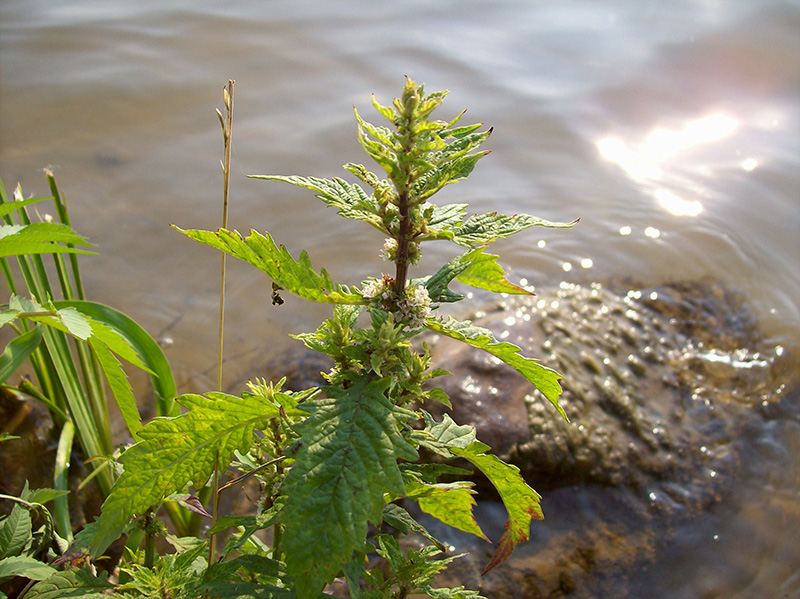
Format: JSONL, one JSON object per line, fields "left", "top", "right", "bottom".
{"left": 420, "top": 278, "right": 799, "bottom": 597}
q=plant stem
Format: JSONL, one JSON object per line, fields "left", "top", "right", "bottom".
{"left": 209, "top": 78, "right": 234, "bottom": 573}
{"left": 393, "top": 189, "right": 411, "bottom": 297}
{"left": 217, "top": 79, "right": 234, "bottom": 393}
{"left": 143, "top": 509, "right": 155, "bottom": 570}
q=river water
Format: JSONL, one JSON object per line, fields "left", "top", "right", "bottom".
{"left": 1, "top": 1, "right": 799, "bottom": 597}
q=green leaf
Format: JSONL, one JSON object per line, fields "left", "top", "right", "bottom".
{"left": 451, "top": 212, "right": 578, "bottom": 248}
{"left": 278, "top": 374, "right": 418, "bottom": 590}
{"left": 201, "top": 555, "right": 289, "bottom": 598}
{"left": 9, "top": 297, "right": 92, "bottom": 341}
{"left": 421, "top": 203, "right": 468, "bottom": 242}
{"left": 425, "top": 317, "right": 566, "bottom": 420}
{"left": 412, "top": 152, "right": 489, "bottom": 201}
{"left": 371, "top": 93, "right": 397, "bottom": 123}
{"left": 424, "top": 248, "right": 530, "bottom": 303}
{"left": 25, "top": 489, "right": 70, "bottom": 505}
{"left": 415, "top": 411, "right": 477, "bottom": 458}
{"left": 427, "top": 129, "right": 491, "bottom": 168}
{"left": 176, "top": 227, "right": 365, "bottom": 305}
{"left": 53, "top": 300, "right": 178, "bottom": 417}
{"left": 0, "top": 504, "right": 32, "bottom": 559}
{"left": 406, "top": 481, "right": 488, "bottom": 541}
{"left": 0, "top": 196, "right": 50, "bottom": 219}
{"left": 0, "top": 325, "right": 43, "bottom": 383}
{"left": 0, "top": 223, "right": 94, "bottom": 258}
{"left": 354, "top": 109, "right": 402, "bottom": 182}
{"left": 88, "top": 392, "right": 281, "bottom": 558}
{"left": 24, "top": 568, "right": 113, "bottom": 599}
{"left": 381, "top": 503, "right": 445, "bottom": 551}
{"left": 88, "top": 336, "right": 141, "bottom": 437}
{"left": 0, "top": 556, "right": 56, "bottom": 582}
{"left": 455, "top": 249, "right": 531, "bottom": 295}
{"left": 249, "top": 174, "right": 386, "bottom": 233}
{"left": 199, "top": 582, "right": 298, "bottom": 599}
{"left": 417, "top": 584, "right": 486, "bottom": 599}
{"left": 449, "top": 442, "right": 543, "bottom": 575}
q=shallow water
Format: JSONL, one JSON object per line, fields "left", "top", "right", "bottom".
{"left": 1, "top": 1, "right": 799, "bottom": 596}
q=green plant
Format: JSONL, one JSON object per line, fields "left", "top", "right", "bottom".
{"left": 0, "top": 483, "right": 69, "bottom": 599}
{"left": 0, "top": 174, "right": 185, "bottom": 542}
{"left": 35, "top": 79, "right": 576, "bottom": 598}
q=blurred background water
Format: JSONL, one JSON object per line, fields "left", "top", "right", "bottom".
{"left": 1, "top": 1, "right": 799, "bottom": 597}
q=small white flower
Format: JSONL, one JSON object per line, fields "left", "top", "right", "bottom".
{"left": 381, "top": 238, "right": 398, "bottom": 262}
{"left": 361, "top": 279, "right": 383, "bottom": 300}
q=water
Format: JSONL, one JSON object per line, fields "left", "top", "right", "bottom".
{"left": 1, "top": 1, "right": 799, "bottom": 596}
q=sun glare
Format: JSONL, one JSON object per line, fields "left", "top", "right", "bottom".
{"left": 597, "top": 113, "right": 741, "bottom": 217}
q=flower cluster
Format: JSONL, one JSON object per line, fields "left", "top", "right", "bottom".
{"left": 395, "top": 285, "right": 432, "bottom": 329}
{"left": 361, "top": 277, "right": 431, "bottom": 329}
{"left": 380, "top": 237, "right": 421, "bottom": 264}
{"left": 381, "top": 238, "right": 398, "bottom": 262}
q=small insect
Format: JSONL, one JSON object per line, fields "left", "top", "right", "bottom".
{"left": 271, "top": 282, "right": 285, "bottom": 306}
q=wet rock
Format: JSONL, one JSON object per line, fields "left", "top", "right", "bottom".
{"left": 418, "top": 278, "right": 799, "bottom": 597}
{"left": 426, "top": 279, "right": 798, "bottom": 499}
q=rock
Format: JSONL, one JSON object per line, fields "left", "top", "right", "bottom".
{"left": 417, "top": 278, "right": 799, "bottom": 597}
{"left": 426, "top": 279, "right": 798, "bottom": 498}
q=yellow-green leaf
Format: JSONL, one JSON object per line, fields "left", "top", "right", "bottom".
{"left": 449, "top": 442, "right": 543, "bottom": 574}
{"left": 176, "top": 227, "right": 365, "bottom": 305}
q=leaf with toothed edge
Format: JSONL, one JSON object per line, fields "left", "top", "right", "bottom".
{"left": 176, "top": 226, "right": 365, "bottom": 305}
{"left": 277, "top": 374, "right": 418, "bottom": 595}
{"left": 451, "top": 212, "right": 579, "bottom": 248}
{"left": 425, "top": 316, "right": 566, "bottom": 420}
{"left": 248, "top": 174, "right": 387, "bottom": 234}
{"left": 449, "top": 441, "right": 543, "bottom": 574}
{"left": 86, "top": 391, "right": 281, "bottom": 558}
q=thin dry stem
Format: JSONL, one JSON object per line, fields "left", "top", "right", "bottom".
{"left": 209, "top": 78, "right": 234, "bottom": 572}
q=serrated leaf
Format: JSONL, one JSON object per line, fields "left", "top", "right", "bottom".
{"left": 176, "top": 227, "right": 365, "bottom": 305}
{"left": 427, "top": 130, "right": 491, "bottom": 168}
{"left": 0, "top": 556, "right": 56, "bottom": 582}
{"left": 371, "top": 93, "right": 397, "bottom": 123}
{"left": 0, "top": 223, "right": 94, "bottom": 258}
{"left": 88, "top": 392, "right": 280, "bottom": 557}
{"left": 455, "top": 248, "right": 531, "bottom": 295}
{"left": 278, "top": 374, "right": 418, "bottom": 591}
{"left": 354, "top": 112, "right": 402, "bottom": 182}
{"left": 26, "top": 306, "right": 92, "bottom": 341}
{"left": 24, "top": 568, "right": 113, "bottom": 599}
{"left": 354, "top": 107, "right": 396, "bottom": 147}
{"left": 249, "top": 175, "right": 386, "bottom": 233}
{"left": 415, "top": 411, "right": 477, "bottom": 458}
{"left": 0, "top": 504, "right": 32, "bottom": 559}
{"left": 342, "top": 163, "right": 384, "bottom": 191}
{"left": 381, "top": 503, "right": 445, "bottom": 551}
{"left": 411, "top": 152, "right": 489, "bottom": 202}
{"left": 424, "top": 248, "right": 530, "bottom": 303}
{"left": 425, "top": 317, "right": 566, "bottom": 420}
{"left": 449, "top": 442, "right": 543, "bottom": 574}
{"left": 451, "top": 212, "right": 578, "bottom": 247}
{"left": 0, "top": 196, "right": 50, "bottom": 219}
{"left": 427, "top": 203, "right": 468, "bottom": 233}
{"left": 406, "top": 481, "right": 488, "bottom": 541}
{"left": 25, "top": 489, "right": 70, "bottom": 505}
{"left": 88, "top": 337, "right": 141, "bottom": 437}
{"left": 418, "top": 584, "right": 486, "bottom": 599}
{"left": 424, "top": 387, "right": 451, "bottom": 408}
